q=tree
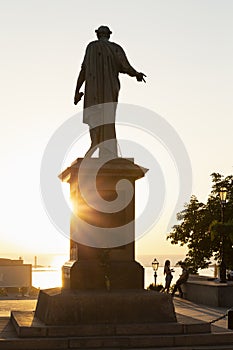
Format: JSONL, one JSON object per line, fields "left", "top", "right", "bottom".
{"left": 167, "top": 173, "right": 233, "bottom": 273}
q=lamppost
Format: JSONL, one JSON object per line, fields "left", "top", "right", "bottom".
{"left": 152, "top": 258, "right": 159, "bottom": 286}
{"left": 219, "top": 187, "right": 227, "bottom": 283}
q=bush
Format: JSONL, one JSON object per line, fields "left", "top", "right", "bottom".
{"left": 147, "top": 283, "right": 163, "bottom": 292}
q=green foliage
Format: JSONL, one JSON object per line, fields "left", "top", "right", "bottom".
{"left": 210, "top": 221, "right": 233, "bottom": 240}
{"left": 147, "top": 283, "right": 163, "bottom": 292}
{"left": 167, "top": 173, "right": 233, "bottom": 272}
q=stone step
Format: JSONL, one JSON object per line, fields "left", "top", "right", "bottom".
{"left": 86, "top": 348, "right": 233, "bottom": 350}
{"left": 69, "top": 333, "right": 233, "bottom": 349}
{"left": 7, "top": 312, "right": 233, "bottom": 349}
{"left": 1, "top": 332, "right": 233, "bottom": 349}
{"left": 11, "top": 311, "right": 211, "bottom": 338}
{"left": 8, "top": 310, "right": 233, "bottom": 349}
{"left": 73, "top": 348, "right": 233, "bottom": 350}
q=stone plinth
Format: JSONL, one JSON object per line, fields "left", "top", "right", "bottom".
{"left": 34, "top": 157, "right": 178, "bottom": 328}
{"left": 59, "top": 158, "right": 147, "bottom": 290}
{"left": 63, "top": 260, "right": 143, "bottom": 290}
{"left": 35, "top": 288, "right": 176, "bottom": 326}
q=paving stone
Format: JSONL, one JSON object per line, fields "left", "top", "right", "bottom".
{"left": 173, "top": 333, "right": 233, "bottom": 347}
{"left": 129, "top": 334, "right": 175, "bottom": 348}
{"left": 115, "top": 322, "right": 184, "bottom": 335}
{"left": 0, "top": 338, "right": 68, "bottom": 349}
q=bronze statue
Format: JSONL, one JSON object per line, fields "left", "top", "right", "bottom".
{"left": 74, "top": 26, "right": 146, "bottom": 157}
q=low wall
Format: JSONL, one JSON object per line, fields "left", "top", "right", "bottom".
{"left": 182, "top": 275, "right": 233, "bottom": 307}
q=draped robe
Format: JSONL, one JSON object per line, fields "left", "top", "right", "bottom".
{"left": 79, "top": 39, "right": 138, "bottom": 156}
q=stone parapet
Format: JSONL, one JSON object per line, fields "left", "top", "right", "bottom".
{"left": 183, "top": 276, "right": 233, "bottom": 307}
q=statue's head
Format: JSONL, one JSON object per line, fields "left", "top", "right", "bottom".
{"left": 95, "top": 26, "right": 112, "bottom": 40}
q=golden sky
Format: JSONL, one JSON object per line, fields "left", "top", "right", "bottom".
{"left": 0, "top": 0, "right": 232, "bottom": 257}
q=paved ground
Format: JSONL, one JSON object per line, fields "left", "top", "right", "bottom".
{"left": 0, "top": 295, "right": 229, "bottom": 325}
{"left": 0, "top": 295, "right": 231, "bottom": 341}
{"left": 0, "top": 299, "right": 37, "bottom": 317}
{"left": 174, "top": 297, "right": 231, "bottom": 333}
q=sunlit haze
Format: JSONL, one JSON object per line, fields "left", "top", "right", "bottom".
{"left": 0, "top": 0, "right": 232, "bottom": 263}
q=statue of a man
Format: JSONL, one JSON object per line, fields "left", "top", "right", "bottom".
{"left": 74, "top": 26, "right": 146, "bottom": 157}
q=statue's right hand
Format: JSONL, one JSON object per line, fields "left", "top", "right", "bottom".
{"left": 74, "top": 92, "right": 84, "bottom": 105}
{"left": 136, "top": 72, "right": 146, "bottom": 83}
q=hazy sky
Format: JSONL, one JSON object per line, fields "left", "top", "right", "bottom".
{"left": 0, "top": 0, "right": 232, "bottom": 260}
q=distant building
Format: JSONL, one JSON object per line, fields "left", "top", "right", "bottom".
{"left": 0, "top": 258, "right": 32, "bottom": 288}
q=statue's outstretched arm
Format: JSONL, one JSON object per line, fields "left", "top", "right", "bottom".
{"left": 117, "top": 46, "right": 146, "bottom": 82}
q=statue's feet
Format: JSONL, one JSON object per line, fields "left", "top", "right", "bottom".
{"left": 85, "top": 146, "right": 118, "bottom": 159}
{"left": 84, "top": 145, "right": 98, "bottom": 158}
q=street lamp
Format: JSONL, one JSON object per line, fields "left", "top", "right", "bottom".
{"left": 152, "top": 258, "right": 159, "bottom": 286}
{"left": 219, "top": 187, "right": 227, "bottom": 218}
{"left": 219, "top": 187, "right": 227, "bottom": 283}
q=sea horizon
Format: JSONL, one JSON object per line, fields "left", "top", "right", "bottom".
{"left": 0, "top": 252, "right": 215, "bottom": 290}
{"left": 0, "top": 253, "right": 187, "bottom": 268}
{"left": 31, "top": 265, "right": 215, "bottom": 290}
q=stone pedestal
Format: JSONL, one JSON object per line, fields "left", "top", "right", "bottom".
{"left": 62, "top": 260, "right": 143, "bottom": 290}
{"left": 34, "top": 157, "right": 177, "bottom": 327}
{"left": 35, "top": 288, "right": 176, "bottom": 326}
{"left": 59, "top": 158, "right": 146, "bottom": 290}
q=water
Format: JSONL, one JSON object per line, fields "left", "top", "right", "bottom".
{"left": 32, "top": 255, "right": 214, "bottom": 289}
{"left": 32, "top": 266, "right": 176, "bottom": 289}
{"left": 32, "top": 265, "right": 215, "bottom": 290}
{"left": 32, "top": 268, "right": 62, "bottom": 289}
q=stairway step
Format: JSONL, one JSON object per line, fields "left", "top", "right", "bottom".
{"left": 11, "top": 311, "right": 211, "bottom": 338}
{"left": 0, "top": 333, "right": 233, "bottom": 349}
{"left": 8, "top": 310, "right": 233, "bottom": 349}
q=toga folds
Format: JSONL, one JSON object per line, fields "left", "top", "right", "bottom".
{"left": 81, "top": 39, "right": 138, "bottom": 127}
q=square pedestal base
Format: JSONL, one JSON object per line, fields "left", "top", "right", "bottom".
{"left": 63, "top": 260, "right": 144, "bottom": 290}
{"left": 35, "top": 288, "right": 176, "bottom": 326}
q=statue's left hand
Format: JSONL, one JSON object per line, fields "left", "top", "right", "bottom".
{"left": 74, "top": 92, "right": 84, "bottom": 105}
{"left": 136, "top": 72, "right": 146, "bottom": 82}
